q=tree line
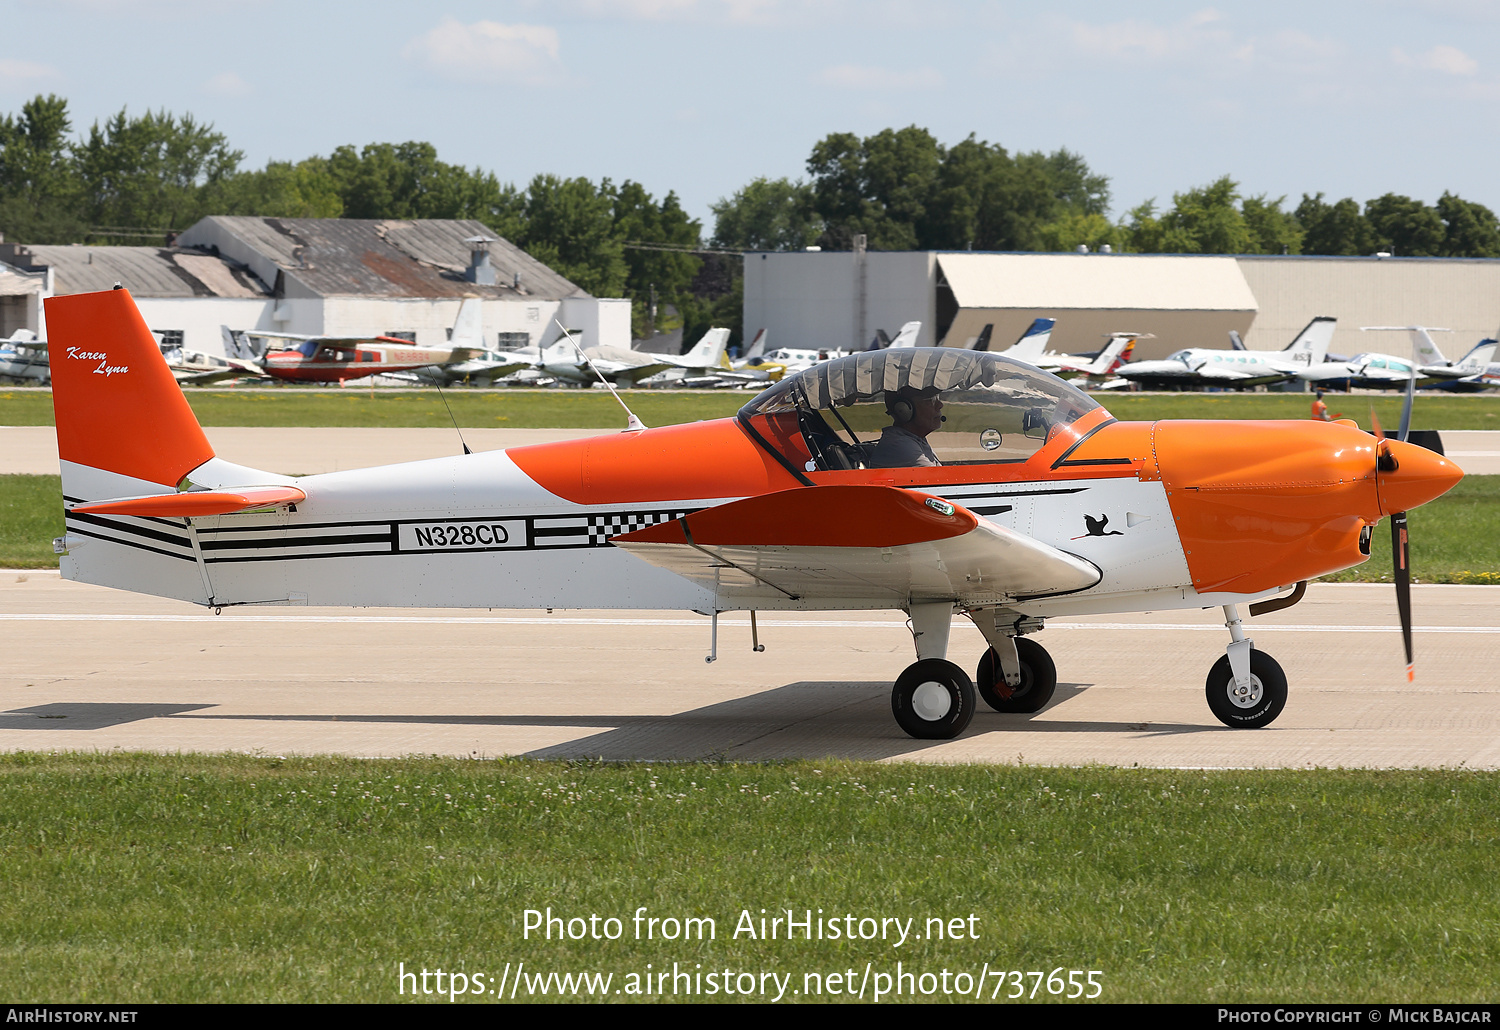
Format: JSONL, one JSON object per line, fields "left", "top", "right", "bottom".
{"left": 4, "top": 94, "right": 1499, "bottom": 348}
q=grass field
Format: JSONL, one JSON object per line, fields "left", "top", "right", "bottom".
{"left": 3, "top": 388, "right": 1500, "bottom": 429}
{"left": 4, "top": 472, "right": 1496, "bottom": 580}
{"left": 0, "top": 754, "right": 1493, "bottom": 1003}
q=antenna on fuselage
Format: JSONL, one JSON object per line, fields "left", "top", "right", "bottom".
{"left": 554, "top": 319, "right": 647, "bottom": 431}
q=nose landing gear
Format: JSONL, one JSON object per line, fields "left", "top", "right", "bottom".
{"left": 1207, "top": 605, "right": 1287, "bottom": 728}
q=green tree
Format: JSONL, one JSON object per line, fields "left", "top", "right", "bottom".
{"left": 1296, "top": 193, "right": 1377, "bottom": 255}
{"left": 1364, "top": 193, "right": 1445, "bottom": 257}
{"left": 215, "top": 157, "right": 344, "bottom": 219}
{"left": 612, "top": 180, "right": 702, "bottom": 337}
{"left": 1436, "top": 192, "right": 1500, "bottom": 258}
{"left": 805, "top": 127, "right": 1110, "bottom": 253}
{"left": 73, "top": 107, "right": 244, "bottom": 237}
{"left": 518, "top": 174, "right": 626, "bottom": 297}
{"left": 710, "top": 177, "right": 819, "bottom": 251}
{"left": 0, "top": 94, "right": 84, "bottom": 243}
{"left": 1241, "top": 194, "right": 1302, "bottom": 255}
{"left": 807, "top": 126, "right": 943, "bottom": 250}
{"left": 1156, "top": 176, "right": 1252, "bottom": 254}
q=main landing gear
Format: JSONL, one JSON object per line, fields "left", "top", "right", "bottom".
{"left": 889, "top": 602, "right": 1289, "bottom": 739}
{"left": 890, "top": 603, "right": 1061, "bottom": 740}
{"left": 1206, "top": 605, "right": 1287, "bottom": 729}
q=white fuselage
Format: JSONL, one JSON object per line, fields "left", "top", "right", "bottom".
{"left": 59, "top": 440, "right": 1268, "bottom": 620}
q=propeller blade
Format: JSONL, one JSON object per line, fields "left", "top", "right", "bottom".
{"left": 1392, "top": 511, "right": 1413, "bottom": 681}
{"left": 1399, "top": 368, "right": 1415, "bottom": 442}
{"left": 1371, "top": 406, "right": 1398, "bottom": 472}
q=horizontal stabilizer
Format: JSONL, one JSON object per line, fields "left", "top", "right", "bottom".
{"left": 72, "top": 485, "right": 307, "bottom": 517}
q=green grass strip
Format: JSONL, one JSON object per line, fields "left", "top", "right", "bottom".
{"left": 0, "top": 474, "right": 65, "bottom": 568}
{"left": 0, "top": 754, "right": 1494, "bottom": 1003}
{"left": 5, "top": 473, "right": 1496, "bottom": 580}
{"left": 5, "top": 388, "right": 1500, "bottom": 429}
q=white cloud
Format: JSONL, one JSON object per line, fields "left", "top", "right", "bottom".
{"left": 819, "top": 63, "right": 943, "bottom": 90}
{"left": 402, "top": 18, "right": 564, "bottom": 86}
{"left": 0, "top": 58, "right": 59, "bottom": 81}
{"left": 202, "top": 71, "right": 251, "bottom": 97}
{"left": 1393, "top": 44, "right": 1479, "bottom": 75}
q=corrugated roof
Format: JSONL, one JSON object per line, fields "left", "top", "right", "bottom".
{"left": 23, "top": 245, "right": 270, "bottom": 298}
{"left": 937, "top": 253, "right": 1258, "bottom": 312}
{"left": 188, "top": 217, "right": 586, "bottom": 300}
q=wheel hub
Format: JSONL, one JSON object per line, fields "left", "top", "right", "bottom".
{"left": 1228, "top": 675, "right": 1264, "bottom": 708}
{"left": 911, "top": 681, "right": 953, "bottom": 721}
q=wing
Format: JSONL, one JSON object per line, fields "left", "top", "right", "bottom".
{"left": 611, "top": 485, "right": 1100, "bottom": 606}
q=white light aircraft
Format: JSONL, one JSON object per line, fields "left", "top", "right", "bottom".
{"left": 1116, "top": 317, "right": 1336, "bottom": 390}
{"left": 1299, "top": 327, "right": 1497, "bottom": 391}
{"left": 48, "top": 289, "right": 1462, "bottom": 740}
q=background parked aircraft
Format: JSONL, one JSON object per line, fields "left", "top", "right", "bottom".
{"left": 1116, "top": 316, "right": 1336, "bottom": 390}
{"left": 0, "top": 330, "right": 49, "bottom": 384}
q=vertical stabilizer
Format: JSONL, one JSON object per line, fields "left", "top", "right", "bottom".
{"left": 450, "top": 298, "right": 484, "bottom": 349}
{"left": 1002, "top": 318, "right": 1055, "bottom": 363}
{"left": 887, "top": 321, "right": 922, "bottom": 349}
{"left": 49, "top": 288, "right": 214, "bottom": 489}
{"left": 683, "top": 327, "right": 730, "bottom": 365}
{"left": 1282, "top": 316, "right": 1336, "bottom": 367}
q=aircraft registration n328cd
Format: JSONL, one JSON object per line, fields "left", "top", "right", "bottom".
{"left": 47, "top": 289, "right": 1462, "bottom": 739}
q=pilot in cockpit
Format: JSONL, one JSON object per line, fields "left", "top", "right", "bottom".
{"left": 868, "top": 386, "right": 944, "bottom": 468}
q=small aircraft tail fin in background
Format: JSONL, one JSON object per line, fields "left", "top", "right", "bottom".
{"left": 1228, "top": 329, "right": 1247, "bottom": 351}
{"left": 970, "top": 324, "right": 994, "bottom": 351}
{"left": 744, "top": 328, "right": 768, "bottom": 359}
{"left": 1003, "top": 318, "right": 1055, "bottom": 363}
{"left": 50, "top": 289, "right": 214, "bottom": 490}
{"left": 221, "top": 325, "right": 257, "bottom": 360}
{"left": 1282, "top": 316, "right": 1337, "bottom": 367}
{"left": 887, "top": 321, "right": 922, "bottom": 349}
{"left": 542, "top": 335, "right": 577, "bottom": 364}
{"left": 449, "top": 298, "right": 484, "bottom": 350}
{"left": 1362, "top": 325, "right": 1455, "bottom": 368}
{"left": 1086, "top": 333, "right": 1149, "bottom": 376}
{"left": 683, "top": 327, "right": 731, "bottom": 365}
{"left": 1456, "top": 339, "right": 1498, "bottom": 372}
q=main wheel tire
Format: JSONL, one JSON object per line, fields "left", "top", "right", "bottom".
{"left": 1205, "top": 649, "right": 1287, "bottom": 728}
{"left": 891, "top": 658, "right": 976, "bottom": 740}
{"left": 975, "top": 637, "right": 1058, "bottom": 714}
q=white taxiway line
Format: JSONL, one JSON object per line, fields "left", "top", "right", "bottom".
{"left": 1, "top": 613, "right": 1496, "bottom": 634}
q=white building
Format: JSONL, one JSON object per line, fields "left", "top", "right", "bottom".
{"left": 0, "top": 217, "right": 630, "bottom": 356}
{"left": 744, "top": 249, "right": 1500, "bottom": 362}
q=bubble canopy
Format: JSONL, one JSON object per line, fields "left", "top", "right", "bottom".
{"left": 738, "top": 348, "right": 1104, "bottom": 472}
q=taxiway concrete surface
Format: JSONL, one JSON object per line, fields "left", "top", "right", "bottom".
{"left": 2, "top": 573, "right": 1496, "bottom": 768}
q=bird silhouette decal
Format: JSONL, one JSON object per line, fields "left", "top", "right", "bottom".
{"left": 1073, "top": 514, "right": 1125, "bottom": 540}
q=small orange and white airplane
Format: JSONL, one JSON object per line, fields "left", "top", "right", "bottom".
{"left": 48, "top": 288, "right": 1463, "bottom": 739}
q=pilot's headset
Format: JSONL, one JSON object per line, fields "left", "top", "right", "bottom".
{"left": 886, "top": 391, "right": 917, "bottom": 424}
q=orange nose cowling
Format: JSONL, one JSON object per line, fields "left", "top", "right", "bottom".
{"left": 1154, "top": 420, "right": 1385, "bottom": 594}
{"left": 1377, "top": 440, "right": 1464, "bottom": 515}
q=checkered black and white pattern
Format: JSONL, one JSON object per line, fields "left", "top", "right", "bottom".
{"left": 586, "top": 510, "right": 688, "bottom": 545}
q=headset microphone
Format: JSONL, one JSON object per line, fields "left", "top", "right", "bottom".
{"left": 940, "top": 416, "right": 947, "bottom": 423}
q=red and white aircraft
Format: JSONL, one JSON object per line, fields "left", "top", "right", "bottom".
{"left": 228, "top": 299, "right": 489, "bottom": 384}
{"left": 49, "top": 289, "right": 1462, "bottom": 739}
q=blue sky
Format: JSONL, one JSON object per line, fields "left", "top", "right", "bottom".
{"left": 3, "top": 1, "right": 1497, "bottom": 234}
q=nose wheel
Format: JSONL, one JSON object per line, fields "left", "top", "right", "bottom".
{"left": 1205, "top": 648, "right": 1287, "bottom": 728}
{"left": 891, "top": 659, "right": 975, "bottom": 739}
